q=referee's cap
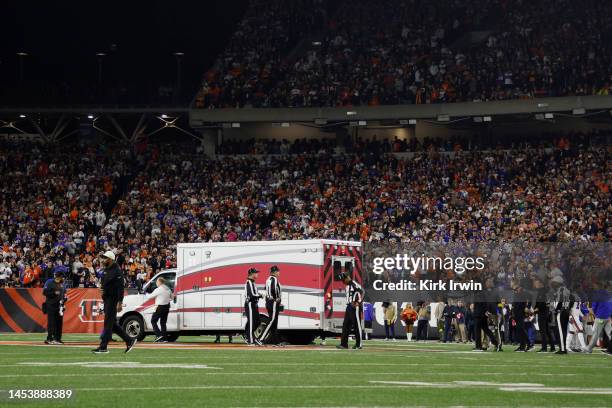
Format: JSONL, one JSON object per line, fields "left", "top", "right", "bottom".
{"left": 247, "top": 268, "right": 259, "bottom": 275}
{"left": 270, "top": 265, "right": 280, "bottom": 273}
{"left": 551, "top": 275, "right": 564, "bottom": 284}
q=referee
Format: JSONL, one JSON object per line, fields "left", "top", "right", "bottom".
{"left": 551, "top": 275, "right": 572, "bottom": 354}
{"left": 244, "top": 268, "right": 262, "bottom": 346}
{"left": 337, "top": 273, "right": 363, "bottom": 350}
{"left": 259, "top": 265, "right": 282, "bottom": 345}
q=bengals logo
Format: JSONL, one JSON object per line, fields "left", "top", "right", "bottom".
{"left": 79, "top": 299, "right": 105, "bottom": 323}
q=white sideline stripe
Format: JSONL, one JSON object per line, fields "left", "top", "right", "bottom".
{"left": 17, "top": 361, "right": 221, "bottom": 369}
{"left": 0, "top": 385, "right": 453, "bottom": 392}
{"left": 0, "top": 372, "right": 579, "bottom": 378}
{"left": 371, "top": 381, "right": 612, "bottom": 395}
{"left": 499, "top": 387, "right": 612, "bottom": 395}
{"left": 370, "top": 381, "right": 543, "bottom": 388}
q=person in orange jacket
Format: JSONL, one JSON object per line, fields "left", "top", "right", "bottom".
{"left": 401, "top": 303, "right": 418, "bottom": 341}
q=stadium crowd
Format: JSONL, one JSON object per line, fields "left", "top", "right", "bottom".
{"left": 195, "top": 0, "right": 612, "bottom": 108}
{"left": 0, "top": 131, "right": 609, "bottom": 290}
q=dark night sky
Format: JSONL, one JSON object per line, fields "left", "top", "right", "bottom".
{"left": 0, "top": 0, "right": 249, "bottom": 102}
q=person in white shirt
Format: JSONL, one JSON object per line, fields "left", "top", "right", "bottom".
{"left": 145, "top": 277, "right": 173, "bottom": 342}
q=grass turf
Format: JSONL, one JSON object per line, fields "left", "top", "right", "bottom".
{"left": 0, "top": 333, "right": 610, "bottom": 407}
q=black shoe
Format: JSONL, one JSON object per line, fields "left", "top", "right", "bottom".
{"left": 514, "top": 347, "right": 526, "bottom": 352}
{"left": 336, "top": 345, "right": 348, "bottom": 349}
{"left": 536, "top": 348, "right": 547, "bottom": 353}
{"left": 352, "top": 345, "right": 363, "bottom": 350}
{"left": 125, "top": 338, "right": 137, "bottom": 353}
{"left": 213, "top": 338, "right": 220, "bottom": 344}
{"left": 92, "top": 347, "right": 109, "bottom": 354}
{"left": 44, "top": 340, "right": 50, "bottom": 344}
{"left": 154, "top": 336, "right": 164, "bottom": 343}
{"left": 600, "top": 350, "right": 612, "bottom": 356}
{"left": 526, "top": 345, "right": 535, "bottom": 352}
{"left": 555, "top": 350, "right": 567, "bottom": 355}
{"left": 549, "top": 348, "right": 556, "bottom": 352}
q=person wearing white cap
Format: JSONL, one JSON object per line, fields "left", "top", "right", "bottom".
{"left": 92, "top": 250, "right": 137, "bottom": 354}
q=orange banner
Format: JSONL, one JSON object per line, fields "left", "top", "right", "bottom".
{"left": 0, "top": 289, "right": 105, "bottom": 334}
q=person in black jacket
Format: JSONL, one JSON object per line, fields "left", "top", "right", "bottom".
{"left": 533, "top": 276, "right": 555, "bottom": 352}
{"left": 92, "top": 251, "right": 136, "bottom": 354}
{"left": 511, "top": 279, "right": 532, "bottom": 352}
{"left": 43, "top": 271, "right": 66, "bottom": 345}
{"left": 473, "top": 301, "right": 499, "bottom": 351}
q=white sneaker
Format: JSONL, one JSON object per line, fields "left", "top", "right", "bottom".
{"left": 383, "top": 338, "right": 389, "bottom": 341}
{"left": 392, "top": 338, "right": 397, "bottom": 342}
{"left": 320, "top": 340, "right": 326, "bottom": 346}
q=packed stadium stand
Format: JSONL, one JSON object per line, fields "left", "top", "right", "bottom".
{"left": 1, "top": 131, "right": 609, "bottom": 289}
{"left": 194, "top": 0, "right": 612, "bottom": 108}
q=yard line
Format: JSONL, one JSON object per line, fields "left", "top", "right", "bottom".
{"left": 0, "top": 371, "right": 579, "bottom": 378}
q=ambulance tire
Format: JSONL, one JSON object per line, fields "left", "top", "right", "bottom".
{"left": 284, "top": 334, "right": 316, "bottom": 345}
{"left": 254, "top": 314, "right": 271, "bottom": 342}
{"left": 122, "top": 314, "right": 146, "bottom": 341}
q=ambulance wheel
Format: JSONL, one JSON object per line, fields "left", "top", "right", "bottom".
{"left": 254, "top": 315, "right": 271, "bottom": 342}
{"left": 165, "top": 333, "right": 179, "bottom": 342}
{"left": 285, "top": 334, "right": 316, "bottom": 345}
{"left": 122, "top": 315, "right": 146, "bottom": 341}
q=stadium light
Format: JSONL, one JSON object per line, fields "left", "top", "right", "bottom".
{"left": 161, "top": 114, "right": 169, "bottom": 119}
{"left": 87, "top": 115, "right": 94, "bottom": 119}
{"left": 312, "top": 41, "right": 322, "bottom": 46}
{"left": 483, "top": 116, "right": 492, "bottom": 122}
{"left": 16, "top": 52, "right": 28, "bottom": 57}
{"left": 19, "top": 114, "right": 26, "bottom": 118}
{"left": 544, "top": 113, "right": 554, "bottom": 119}
{"left": 346, "top": 111, "right": 357, "bottom": 116}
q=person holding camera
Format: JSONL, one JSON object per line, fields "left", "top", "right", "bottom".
{"left": 42, "top": 270, "right": 66, "bottom": 345}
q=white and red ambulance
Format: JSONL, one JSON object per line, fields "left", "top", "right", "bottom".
{"left": 118, "top": 239, "right": 363, "bottom": 344}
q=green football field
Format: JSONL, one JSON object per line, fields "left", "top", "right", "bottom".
{"left": 0, "top": 333, "right": 610, "bottom": 408}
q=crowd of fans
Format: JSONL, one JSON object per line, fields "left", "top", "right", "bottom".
{"left": 218, "top": 131, "right": 609, "bottom": 155}
{"left": 195, "top": 0, "right": 612, "bottom": 108}
{"left": 1, "top": 130, "right": 609, "bottom": 290}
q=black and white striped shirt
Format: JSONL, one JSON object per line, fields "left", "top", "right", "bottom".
{"left": 346, "top": 280, "right": 363, "bottom": 305}
{"left": 265, "top": 276, "right": 281, "bottom": 301}
{"left": 244, "top": 279, "right": 260, "bottom": 303}
{"left": 554, "top": 286, "right": 573, "bottom": 311}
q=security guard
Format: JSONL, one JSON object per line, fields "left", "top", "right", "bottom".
{"left": 92, "top": 251, "right": 136, "bottom": 354}
{"left": 42, "top": 271, "right": 66, "bottom": 345}
{"left": 337, "top": 273, "right": 363, "bottom": 350}
{"left": 244, "top": 268, "right": 262, "bottom": 346}
{"left": 259, "top": 265, "right": 282, "bottom": 345}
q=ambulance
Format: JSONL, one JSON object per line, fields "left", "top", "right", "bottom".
{"left": 118, "top": 239, "right": 364, "bottom": 344}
